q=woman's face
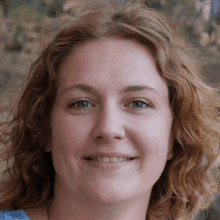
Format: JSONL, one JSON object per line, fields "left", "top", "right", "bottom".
{"left": 49, "top": 38, "right": 173, "bottom": 205}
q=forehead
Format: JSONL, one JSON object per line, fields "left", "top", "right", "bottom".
{"left": 63, "top": 38, "right": 156, "bottom": 71}
{"left": 58, "top": 38, "right": 169, "bottom": 99}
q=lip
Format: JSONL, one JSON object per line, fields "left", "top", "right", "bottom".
{"left": 83, "top": 158, "right": 138, "bottom": 171}
{"left": 83, "top": 152, "right": 139, "bottom": 159}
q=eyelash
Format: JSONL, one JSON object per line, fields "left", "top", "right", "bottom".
{"left": 68, "top": 99, "right": 152, "bottom": 111}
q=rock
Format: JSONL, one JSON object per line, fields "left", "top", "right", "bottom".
{"left": 42, "top": 17, "right": 52, "bottom": 26}
{"left": 45, "top": 0, "right": 53, "bottom": 4}
{"left": 0, "top": 8, "right": 3, "bottom": 18}
{"left": 202, "top": 0, "right": 212, "bottom": 22}
{"left": 33, "top": 25, "right": 43, "bottom": 33}
{"left": 0, "top": 22, "right": 8, "bottom": 35}
{"left": 151, "top": 2, "right": 162, "bottom": 10}
{"left": 4, "top": 41, "right": 22, "bottom": 52}
{"left": 216, "top": 25, "right": 220, "bottom": 40}
{"left": 174, "top": 34, "right": 186, "bottom": 48}
{"left": 209, "top": 45, "right": 219, "bottom": 53}
{"left": 199, "top": 32, "right": 210, "bottom": 46}
{"left": 21, "top": 21, "right": 37, "bottom": 31}
{"left": 18, "top": 52, "right": 30, "bottom": 62}
{"left": 216, "top": 39, "right": 220, "bottom": 46}
{"left": 0, "top": 70, "right": 11, "bottom": 95}
{"left": 210, "top": 30, "right": 217, "bottom": 44}
{"left": 193, "top": 17, "right": 207, "bottom": 37}
{"left": 6, "top": 22, "right": 16, "bottom": 35}
{"left": 204, "top": 63, "right": 220, "bottom": 87}
{"left": 24, "top": 42, "right": 42, "bottom": 54}
{"left": 29, "top": 54, "right": 39, "bottom": 63}
{"left": 0, "top": 42, "right": 5, "bottom": 50}
{"left": 0, "top": 95, "right": 10, "bottom": 111}
{"left": 24, "top": 31, "right": 40, "bottom": 43}
{"left": 0, "top": 35, "right": 7, "bottom": 43}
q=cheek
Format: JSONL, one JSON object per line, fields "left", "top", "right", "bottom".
{"left": 51, "top": 112, "right": 92, "bottom": 148}
{"left": 50, "top": 112, "right": 90, "bottom": 176}
{"left": 141, "top": 115, "right": 172, "bottom": 144}
{"left": 138, "top": 115, "right": 172, "bottom": 161}
{"left": 138, "top": 118, "right": 171, "bottom": 183}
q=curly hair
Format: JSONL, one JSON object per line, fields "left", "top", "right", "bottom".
{"left": 0, "top": 1, "right": 220, "bottom": 220}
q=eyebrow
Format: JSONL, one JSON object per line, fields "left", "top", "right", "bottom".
{"left": 60, "top": 83, "right": 159, "bottom": 96}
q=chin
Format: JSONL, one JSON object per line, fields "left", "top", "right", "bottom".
{"left": 91, "top": 193, "right": 132, "bottom": 205}
{"left": 83, "top": 184, "right": 135, "bottom": 204}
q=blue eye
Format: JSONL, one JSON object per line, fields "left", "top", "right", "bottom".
{"left": 68, "top": 99, "right": 151, "bottom": 110}
{"left": 128, "top": 100, "right": 151, "bottom": 109}
{"left": 69, "top": 100, "right": 92, "bottom": 109}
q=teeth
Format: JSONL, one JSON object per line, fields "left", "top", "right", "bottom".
{"left": 88, "top": 157, "right": 132, "bottom": 162}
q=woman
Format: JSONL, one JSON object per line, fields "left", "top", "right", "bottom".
{"left": 0, "top": 1, "right": 220, "bottom": 220}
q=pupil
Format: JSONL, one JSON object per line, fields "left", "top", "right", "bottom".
{"left": 134, "top": 101, "right": 142, "bottom": 108}
{"left": 79, "top": 102, "right": 87, "bottom": 108}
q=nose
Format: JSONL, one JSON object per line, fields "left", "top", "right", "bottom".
{"left": 92, "top": 103, "right": 125, "bottom": 143}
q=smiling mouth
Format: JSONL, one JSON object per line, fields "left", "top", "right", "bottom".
{"left": 83, "top": 157, "right": 138, "bottom": 170}
{"left": 84, "top": 157, "right": 136, "bottom": 162}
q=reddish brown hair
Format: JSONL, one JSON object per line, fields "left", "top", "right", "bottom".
{"left": 1, "top": 1, "right": 220, "bottom": 220}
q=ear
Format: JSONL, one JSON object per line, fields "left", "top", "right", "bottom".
{"left": 167, "top": 132, "right": 174, "bottom": 161}
{"left": 167, "top": 149, "right": 173, "bottom": 160}
{"left": 45, "top": 139, "right": 52, "bottom": 153}
{"left": 45, "top": 146, "right": 51, "bottom": 153}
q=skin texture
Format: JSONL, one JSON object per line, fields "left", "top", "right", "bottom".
{"left": 24, "top": 204, "right": 48, "bottom": 220}
{"left": 45, "top": 38, "right": 174, "bottom": 220}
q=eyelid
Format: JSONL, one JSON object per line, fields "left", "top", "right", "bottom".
{"left": 68, "top": 98, "right": 153, "bottom": 110}
{"left": 67, "top": 99, "right": 94, "bottom": 109}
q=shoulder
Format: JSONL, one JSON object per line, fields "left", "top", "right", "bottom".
{"left": 0, "top": 209, "right": 30, "bottom": 219}
{"left": 23, "top": 204, "right": 48, "bottom": 220}
{"left": 0, "top": 204, "right": 47, "bottom": 220}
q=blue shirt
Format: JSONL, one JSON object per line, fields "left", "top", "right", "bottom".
{"left": 0, "top": 209, "right": 30, "bottom": 220}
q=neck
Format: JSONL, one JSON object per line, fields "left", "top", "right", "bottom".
{"left": 47, "top": 193, "right": 150, "bottom": 220}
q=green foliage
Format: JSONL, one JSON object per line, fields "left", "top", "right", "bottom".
{"left": 178, "top": 0, "right": 188, "bottom": 5}
{"left": 12, "top": 5, "right": 47, "bottom": 23}
{"left": 44, "top": 0, "right": 62, "bottom": 3}
{"left": 14, "top": 25, "right": 25, "bottom": 41}
{"left": 150, "top": 0, "right": 161, "bottom": 3}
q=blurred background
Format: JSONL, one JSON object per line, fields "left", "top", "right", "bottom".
{"left": 0, "top": 0, "right": 220, "bottom": 219}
